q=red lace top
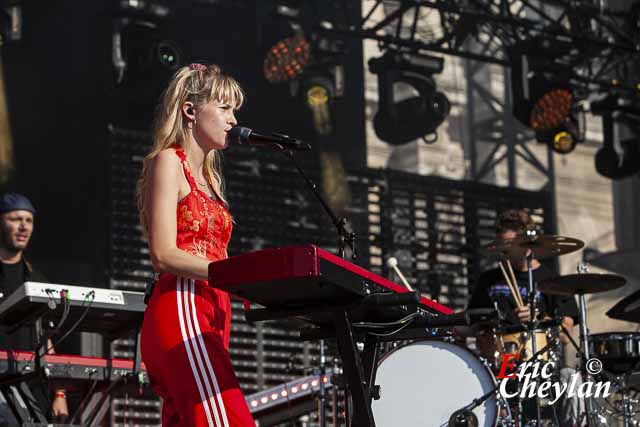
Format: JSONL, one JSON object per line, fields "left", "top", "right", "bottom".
{"left": 173, "top": 146, "right": 233, "bottom": 262}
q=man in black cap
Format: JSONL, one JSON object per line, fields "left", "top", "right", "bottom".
{"left": 0, "top": 193, "right": 68, "bottom": 424}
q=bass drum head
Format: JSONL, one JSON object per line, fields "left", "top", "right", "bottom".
{"left": 372, "top": 340, "right": 497, "bottom": 427}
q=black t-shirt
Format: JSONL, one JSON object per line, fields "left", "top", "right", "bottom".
{"left": 0, "top": 259, "right": 48, "bottom": 352}
{"left": 468, "top": 264, "right": 580, "bottom": 326}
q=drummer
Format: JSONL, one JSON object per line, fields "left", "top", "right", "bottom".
{"left": 468, "top": 208, "right": 579, "bottom": 342}
{"left": 466, "top": 209, "right": 584, "bottom": 426}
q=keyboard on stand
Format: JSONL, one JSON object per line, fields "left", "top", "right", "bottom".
{"left": 0, "top": 282, "right": 145, "bottom": 338}
{"left": 209, "top": 245, "right": 454, "bottom": 427}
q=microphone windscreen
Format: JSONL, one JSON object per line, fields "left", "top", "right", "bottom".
{"left": 226, "top": 126, "right": 251, "bottom": 145}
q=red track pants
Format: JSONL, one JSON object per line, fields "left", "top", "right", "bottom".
{"left": 141, "top": 275, "right": 254, "bottom": 427}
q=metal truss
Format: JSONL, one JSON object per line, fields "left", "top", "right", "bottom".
{"left": 306, "top": 0, "right": 640, "bottom": 193}
{"left": 321, "top": 0, "right": 640, "bottom": 97}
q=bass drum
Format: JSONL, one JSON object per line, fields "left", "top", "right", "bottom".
{"left": 372, "top": 340, "right": 499, "bottom": 427}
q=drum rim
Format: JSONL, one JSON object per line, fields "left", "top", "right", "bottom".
{"left": 589, "top": 332, "right": 640, "bottom": 340}
{"left": 376, "top": 338, "right": 495, "bottom": 374}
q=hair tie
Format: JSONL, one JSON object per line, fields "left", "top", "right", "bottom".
{"left": 189, "top": 63, "right": 207, "bottom": 71}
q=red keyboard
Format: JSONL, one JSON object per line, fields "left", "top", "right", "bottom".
{"left": 209, "top": 244, "right": 452, "bottom": 316}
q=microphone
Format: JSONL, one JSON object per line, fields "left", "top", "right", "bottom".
{"left": 226, "top": 126, "right": 311, "bottom": 151}
{"left": 386, "top": 257, "right": 414, "bottom": 291}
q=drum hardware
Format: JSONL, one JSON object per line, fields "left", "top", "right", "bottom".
{"left": 449, "top": 339, "right": 564, "bottom": 427}
{"left": 371, "top": 340, "right": 511, "bottom": 427}
{"left": 590, "top": 340, "right": 640, "bottom": 427}
{"left": 592, "top": 368, "right": 640, "bottom": 427}
{"left": 482, "top": 234, "right": 585, "bottom": 261}
{"left": 606, "top": 288, "right": 640, "bottom": 324}
{"left": 483, "top": 233, "right": 586, "bottom": 426}
{"left": 449, "top": 408, "right": 479, "bottom": 427}
{"left": 538, "top": 264, "right": 628, "bottom": 427}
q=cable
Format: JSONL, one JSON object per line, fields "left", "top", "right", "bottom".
{"left": 353, "top": 312, "right": 420, "bottom": 329}
{"left": 367, "top": 316, "right": 419, "bottom": 337}
{"left": 49, "top": 291, "right": 95, "bottom": 351}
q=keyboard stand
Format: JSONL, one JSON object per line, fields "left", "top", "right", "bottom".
{"left": 247, "top": 304, "right": 377, "bottom": 427}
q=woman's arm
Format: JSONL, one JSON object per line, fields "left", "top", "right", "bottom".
{"left": 146, "top": 150, "right": 211, "bottom": 280}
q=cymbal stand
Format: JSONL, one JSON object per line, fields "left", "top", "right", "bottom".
{"left": 575, "top": 263, "right": 597, "bottom": 427}
{"left": 525, "top": 250, "right": 542, "bottom": 426}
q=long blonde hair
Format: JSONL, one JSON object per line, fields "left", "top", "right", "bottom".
{"left": 137, "top": 63, "right": 244, "bottom": 235}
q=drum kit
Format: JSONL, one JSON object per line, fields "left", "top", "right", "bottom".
{"left": 371, "top": 231, "right": 639, "bottom": 427}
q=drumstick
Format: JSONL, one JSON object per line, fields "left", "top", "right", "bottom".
{"left": 386, "top": 257, "right": 414, "bottom": 291}
{"left": 499, "top": 261, "right": 523, "bottom": 308}
{"left": 506, "top": 260, "right": 524, "bottom": 307}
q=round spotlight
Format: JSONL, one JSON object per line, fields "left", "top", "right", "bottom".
{"left": 263, "top": 35, "right": 312, "bottom": 83}
{"left": 306, "top": 85, "right": 329, "bottom": 107}
{"left": 552, "top": 130, "right": 576, "bottom": 154}
{"left": 530, "top": 89, "right": 572, "bottom": 132}
{"left": 304, "top": 77, "right": 333, "bottom": 135}
{"left": 155, "top": 40, "right": 180, "bottom": 70}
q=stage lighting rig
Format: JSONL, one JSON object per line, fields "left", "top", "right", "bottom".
{"left": 263, "top": 34, "right": 312, "bottom": 84}
{"left": 112, "top": 0, "right": 181, "bottom": 87}
{"left": 511, "top": 49, "right": 585, "bottom": 155}
{"left": 302, "top": 71, "right": 334, "bottom": 135}
{"left": 591, "top": 96, "right": 640, "bottom": 179}
{"left": 369, "top": 51, "right": 450, "bottom": 146}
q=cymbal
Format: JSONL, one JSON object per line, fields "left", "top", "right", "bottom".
{"left": 483, "top": 235, "right": 584, "bottom": 260}
{"left": 606, "top": 289, "right": 640, "bottom": 323}
{"left": 538, "top": 273, "right": 626, "bottom": 296}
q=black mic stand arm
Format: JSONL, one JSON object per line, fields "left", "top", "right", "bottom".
{"left": 278, "top": 146, "right": 356, "bottom": 260}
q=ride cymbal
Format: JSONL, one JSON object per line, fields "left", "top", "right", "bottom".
{"left": 483, "top": 235, "right": 584, "bottom": 260}
{"left": 538, "top": 273, "right": 626, "bottom": 296}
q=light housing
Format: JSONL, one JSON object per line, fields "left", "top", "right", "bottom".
{"left": 369, "top": 52, "right": 450, "bottom": 145}
{"left": 302, "top": 72, "right": 334, "bottom": 135}
{"left": 263, "top": 34, "right": 312, "bottom": 83}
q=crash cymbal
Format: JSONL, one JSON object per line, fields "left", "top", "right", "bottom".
{"left": 483, "top": 235, "right": 584, "bottom": 260}
{"left": 538, "top": 273, "right": 626, "bottom": 296}
{"left": 606, "top": 289, "right": 640, "bottom": 323}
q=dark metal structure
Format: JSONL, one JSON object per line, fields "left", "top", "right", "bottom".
{"left": 322, "top": 0, "right": 640, "bottom": 95}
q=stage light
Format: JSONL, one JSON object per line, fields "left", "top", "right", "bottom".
{"left": 156, "top": 40, "right": 180, "bottom": 70}
{"left": 369, "top": 52, "right": 450, "bottom": 145}
{"left": 552, "top": 130, "right": 575, "bottom": 154}
{"left": 534, "top": 112, "right": 583, "bottom": 155}
{"left": 530, "top": 89, "right": 573, "bottom": 133}
{"left": 511, "top": 51, "right": 583, "bottom": 154}
{"left": 303, "top": 73, "right": 334, "bottom": 135}
{"left": 263, "top": 34, "right": 312, "bottom": 83}
{"left": 592, "top": 97, "right": 640, "bottom": 179}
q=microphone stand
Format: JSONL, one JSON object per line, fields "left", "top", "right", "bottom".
{"left": 525, "top": 250, "right": 542, "bottom": 426}
{"left": 278, "top": 145, "right": 358, "bottom": 427}
{"left": 278, "top": 147, "right": 357, "bottom": 260}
